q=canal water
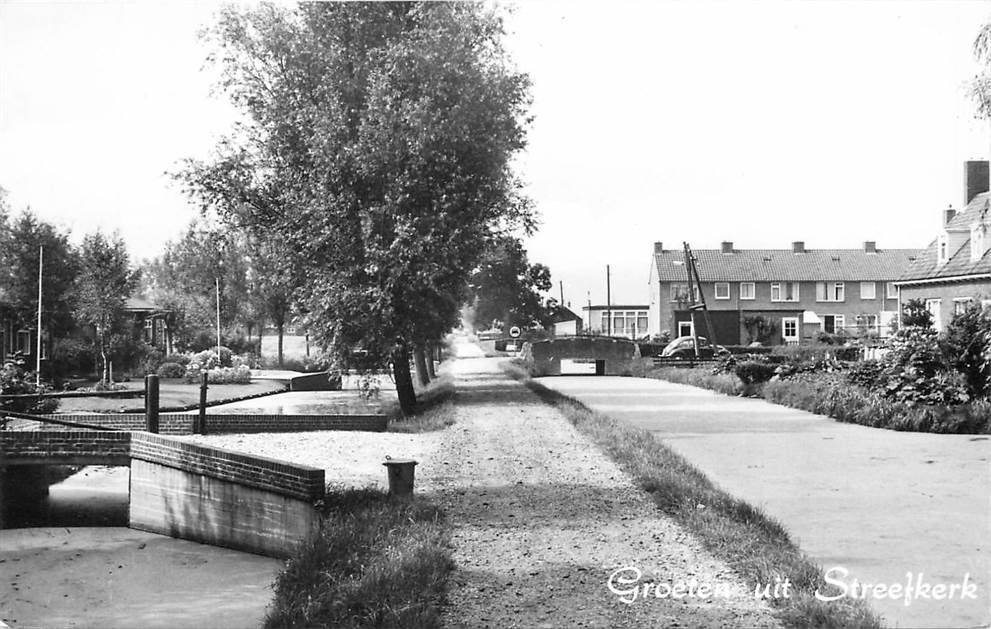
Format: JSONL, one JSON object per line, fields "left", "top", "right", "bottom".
{"left": 5, "top": 465, "right": 129, "bottom": 528}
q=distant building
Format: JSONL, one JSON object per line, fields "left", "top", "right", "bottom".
{"left": 581, "top": 304, "right": 649, "bottom": 339}
{"left": 896, "top": 161, "right": 991, "bottom": 329}
{"left": 546, "top": 303, "right": 583, "bottom": 336}
{"left": 647, "top": 241, "right": 918, "bottom": 345}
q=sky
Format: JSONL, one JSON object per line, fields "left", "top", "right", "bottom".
{"left": 1, "top": 1, "right": 990, "bottom": 308}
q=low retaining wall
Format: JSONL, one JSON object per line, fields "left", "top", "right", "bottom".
{"left": 30, "top": 413, "right": 388, "bottom": 434}
{"left": 0, "top": 430, "right": 326, "bottom": 558}
{"left": 129, "top": 433, "right": 324, "bottom": 557}
{"left": 527, "top": 337, "right": 639, "bottom": 376}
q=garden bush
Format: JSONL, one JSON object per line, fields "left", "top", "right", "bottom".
{"left": 1, "top": 358, "right": 59, "bottom": 415}
{"left": 156, "top": 362, "right": 186, "bottom": 378}
{"left": 941, "top": 303, "right": 991, "bottom": 398}
{"left": 734, "top": 360, "right": 777, "bottom": 386}
{"left": 163, "top": 353, "right": 191, "bottom": 366}
{"left": 846, "top": 359, "right": 884, "bottom": 388}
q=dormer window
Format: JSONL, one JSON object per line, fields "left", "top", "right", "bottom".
{"left": 938, "top": 234, "right": 949, "bottom": 265}
{"left": 972, "top": 223, "right": 987, "bottom": 263}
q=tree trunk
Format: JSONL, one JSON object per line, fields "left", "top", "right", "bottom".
{"left": 413, "top": 343, "right": 430, "bottom": 387}
{"left": 392, "top": 344, "right": 417, "bottom": 416}
{"left": 100, "top": 336, "right": 109, "bottom": 384}
{"left": 277, "top": 323, "right": 284, "bottom": 368}
{"left": 425, "top": 341, "right": 437, "bottom": 379}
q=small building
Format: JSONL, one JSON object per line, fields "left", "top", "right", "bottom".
{"left": 124, "top": 296, "right": 173, "bottom": 353}
{"left": 896, "top": 161, "right": 991, "bottom": 329}
{"left": 545, "top": 303, "right": 583, "bottom": 336}
{"left": 647, "top": 241, "right": 918, "bottom": 345}
{"left": 581, "top": 304, "right": 649, "bottom": 339}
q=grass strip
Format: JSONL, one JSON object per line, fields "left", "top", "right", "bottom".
{"left": 502, "top": 361, "right": 883, "bottom": 629}
{"left": 266, "top": 489, "right": 453, "bottom": 629}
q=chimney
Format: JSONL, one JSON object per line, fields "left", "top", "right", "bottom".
{"left": 720, "top": 241, "right": 733, "bottom": 254}
{"left": 965, "top": 160, "right": 989, "bottom": 205}
{"left": 863, "top": 241, "right": 876, "bottom": 253}
{"left": 943, "top": 205, "right": 956, "bottom": 227}
{"left": 792, "top": 241, "right": 805, "bottom": 254}
{"left": 653, "top": 241, "right": 664, "bottom": 253}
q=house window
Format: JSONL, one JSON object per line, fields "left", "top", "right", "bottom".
{"left": 886, "top": 282, "right": 897, "bottom": 299}
{"left": 714, "top": 283, "right": 730, "bottom": 300}
{"left": 771, "top": 282, "right": 799, "bottom": 302}
{"left": 637, "top": 314, "right": 648, "bottom": 332}
{"left": 782, "top": 317, "right": 799, "bottom": 343}
{"left": 822, "top": 315, "right": 845, "bottom": 335}
{"left": 816, "top": 282, "right": 845, "bottom": 302}
{"left": 938, "top": 234, "right": 948, "bottom": 264}
{"left": 925, "top": 299, "right": 942, "bottom": 329}
{"left": 739, "top": 282, "right": 755, "bottom": 300}
{"left": 670, "top": 283, "right": 698, "bottom": 302}
{"left": 859, "top": 282, "right": 876, "bottom": 300}
{"left": 678, "top": 321, "right": 694, "bottom": 337}
{"left": 16, "top": 330, "right": 31, "bottom": 354}
{"left": 953, "top": 298, "right": 972, "bottom": 316}
{"left": 144, "top": 319, "right": 153, "bottom": 343}
{"left": 600, "top": 312, "right": 611, "bottom": 332}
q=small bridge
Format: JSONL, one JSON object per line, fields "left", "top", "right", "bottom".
{"left": 0, "top": 430, "right": 324, "bottom": 558}
{"left": 525, "top": 336, "right": 640, "bottom": 376}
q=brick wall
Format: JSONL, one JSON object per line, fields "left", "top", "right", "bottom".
{"left": 130, "top": 432, "right": 324, "bottom": 501}
{"left": 31, "top": 413, "right": 387, "bottom": 434}
{"left": 0, "top": 431, "right": 131, "bottom": 465}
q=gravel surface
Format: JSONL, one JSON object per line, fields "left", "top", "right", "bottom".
{"left": 420, "top": 349, "right": 780, "bottom": 628}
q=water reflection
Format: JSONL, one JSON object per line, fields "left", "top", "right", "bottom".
{"left": 4, "top": 466, "right": 129, "bottom": 528}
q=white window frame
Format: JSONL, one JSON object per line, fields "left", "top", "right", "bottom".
{"left": 953, "top": 297, "right": 972, "bottom": 316}
{"left": 886, "top": 282, "right": 897, "bottom": 299}
{"left": 771, "top": 282, "right": 799, "bottom": 302}
{"left": 859, "top": 282, "right": 876, "bottom": 300}
{"left": 714, "top": 282, "right": 730, "bottom": 300}
{"left": 739, "top": 282, "right": 755, "bottom": 300}
{"left": 925, "top": 298, "right": 942, "bottom": 329}
{"left": 678, "top": 321, "right": 694, "bottom": 337}
{"left": 816, "top": 282, "right": 845, "bottom": 302}
{"left": 938, "top": 234, "right": 949, "bottom": 264}
{"left": 782, "top": 317, "right": 799, "bottom": 343}
{"left": 16, "top": 330, "right": 31, "bottom": 354}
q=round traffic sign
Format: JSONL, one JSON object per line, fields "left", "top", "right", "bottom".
{"left": 509, "top": 326, "right": 521, "bottom": 338}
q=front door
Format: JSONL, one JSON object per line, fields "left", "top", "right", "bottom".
{"left": 782, "top": 317, "right": 799, "bottom": 344}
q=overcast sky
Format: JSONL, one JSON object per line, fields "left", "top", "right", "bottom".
{"left": 1, "top": 1, "right": 989, "bottom": 307}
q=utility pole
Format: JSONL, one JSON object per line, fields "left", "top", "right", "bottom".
{"left": 606, "top": 264, "right": 612, "bottom": 336}
{"left": 216, "top": 277, "right": 222, "bottom": 357}
{"left": 35, "top": 245, "right": 43, "bottom": 386}
{"left": 559, "top": 280, "right": 564, "bottom": 306}
{"left": 682, "top": 242, "right": 717, "bottom": 358}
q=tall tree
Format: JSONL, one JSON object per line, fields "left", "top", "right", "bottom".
{"left": 179, "top": 3, "right": 533, "bottom": 414}
{"left": 0, "top": 210, "right": 79, "bottom": 341}
{"left": 468, "top": 238, "right": 552, "bottom": 331}
{"left": 75, "top": 231, "right": 139, "bottom": 382}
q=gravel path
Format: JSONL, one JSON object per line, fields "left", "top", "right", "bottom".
{"left": 420, "top": 342, "right": 780, "bottom": 628}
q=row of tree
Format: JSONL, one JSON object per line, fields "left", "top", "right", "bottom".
{"left": 0, "top": 188, "right": 137, "bottom": 382}
{"left": 174, "top": 3, "right": 542, "bottom": 414}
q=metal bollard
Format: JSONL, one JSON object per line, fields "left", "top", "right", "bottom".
{"left": 144, "top": 374, "right": 159, "bottom": 433}
{"left": 383, "top": 458, "right": 418, "bottom": 496}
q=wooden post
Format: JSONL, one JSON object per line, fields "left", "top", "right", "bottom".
{"left": 197, "top": 371, "right": 208, "bottom": 434}
{"left": 144, "top": 374, "right": 159, "bottom": 434}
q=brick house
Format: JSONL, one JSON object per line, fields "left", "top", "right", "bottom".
{"left": 895, "top": 162, "right": 991, "bottom": 329}
{"left": 647, "top": 241, "right": 919, "bottom": 345}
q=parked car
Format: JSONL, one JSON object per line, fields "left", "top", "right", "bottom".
{"left": 660, "top": 336, "right": 728, "bottom": 359}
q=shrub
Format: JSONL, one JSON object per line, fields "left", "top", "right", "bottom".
{"left": 138, "top": 346, "right": 164, "bottom": 376}
{"left": 156, "top": 362, "right": 186, "bottom": 378}
{"left": 734, "top": 360, "right": 777, "bottom": 386}
{"left": 207, "top": 365, "right": 251, "bottom": 384}
{"left": 1, "top": 358, "right": 59, "bottom": 415}
{"left": 846, "top": 359, "right": 884, "bottom": 388}
{"left": 942, "top": 302, "right": 991, "bottom": 398}
{"left": 191, "top": 350, "right": 220, "bottom": 370}
{"left": 649, "top": 367, "right": 745, "bottom": 396}
{"left": 49, "top": 337, "right": 94, "bottom": 377}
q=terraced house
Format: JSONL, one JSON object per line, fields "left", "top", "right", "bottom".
{"left": 647, "top": 241, "right": 919, "bottom": 345}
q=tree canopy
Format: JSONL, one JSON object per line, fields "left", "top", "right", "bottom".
{"left": 468, "top": 237, "right": 552, "bottom": 331}
{"left": 178, "top": 3, "right": 533, "bottom": 413}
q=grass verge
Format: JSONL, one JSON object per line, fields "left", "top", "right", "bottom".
{"left": 266, "top": 489, "right": 453, "bottom": 629}
{"left": 502, "top": 361, "right": 883, "bottom": 629}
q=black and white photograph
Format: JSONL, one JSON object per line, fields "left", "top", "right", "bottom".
{"left": 1, "top": 1, "right": 990, "bottom": 628}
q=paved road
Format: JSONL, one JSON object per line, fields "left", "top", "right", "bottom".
{"left": 537, "top": 375, "right": 991, "bottom": 629}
